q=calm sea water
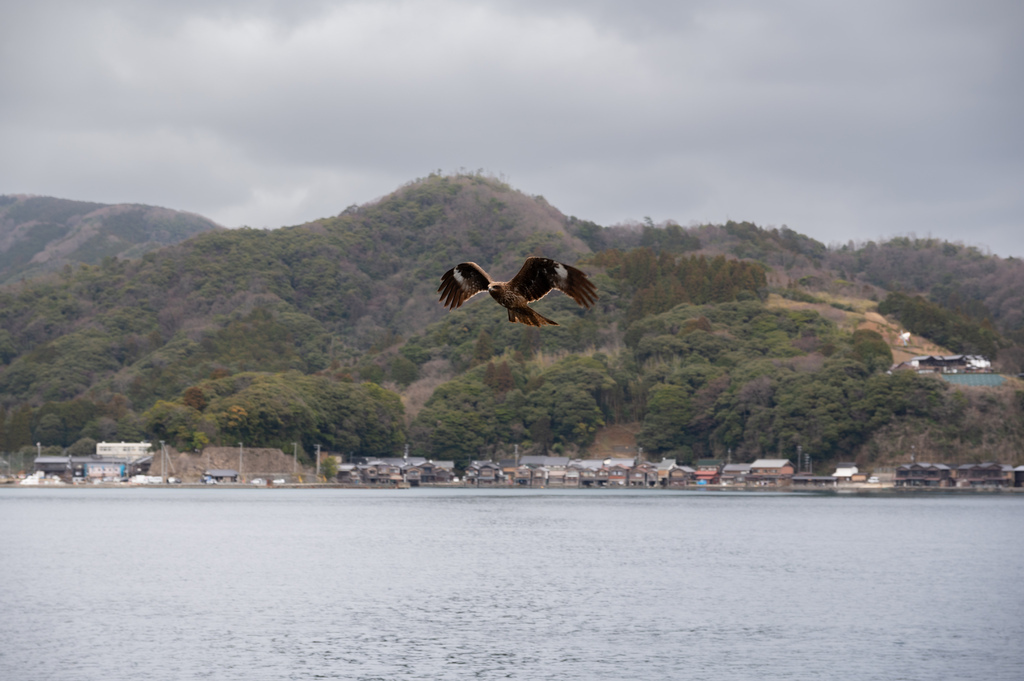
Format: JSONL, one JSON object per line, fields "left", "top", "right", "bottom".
{"left": 1, "top": 488, "right": 1021, "bottom": 680}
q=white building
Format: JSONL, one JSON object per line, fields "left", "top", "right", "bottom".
{"left": 832, "top": 462, "right": 859, "bottom": 482}
{"left": 96, "top": 441, "right": 152, "bottom": 461}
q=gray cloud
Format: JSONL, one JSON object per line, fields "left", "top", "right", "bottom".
{"left": 1, "top": 0, "right": 1021, "bottom": 255}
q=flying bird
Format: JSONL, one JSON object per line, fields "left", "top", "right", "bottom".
{"left": 438, "top": 257, "right": 598, "bottom": 327}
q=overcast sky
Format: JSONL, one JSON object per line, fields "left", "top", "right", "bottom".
{"left": 2, "top": 0, "right": 1022, "bottom": 256}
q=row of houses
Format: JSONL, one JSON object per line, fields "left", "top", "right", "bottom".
{"left": 30, "top": 451, "right": 1024, "bottom": 489}
{"left": 335, "top": 458, "right": 457, "bottom": 486}
{"left": 464, "top": 457, "right": 1024, "bottom": 489}
{"left": 463, "top": 457, "right": 805, "bottom": 488}
{"left": 187, "top": 458, "right": 1024, "bottom": 489}
{"left": 894, "top": 462, "right": 1023, "bottom": 488}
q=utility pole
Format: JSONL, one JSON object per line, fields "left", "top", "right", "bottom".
{"left": 292, "top": 442, "right": 297, "bottom": 474}
{"left": 160, "top": 440, "right": 166, "bottom": 483}
{"left": 238, "top": 442, "right": 243, "bottom": 482}
{"left": 315, "top": 444, "right": 321, "bottom": 477}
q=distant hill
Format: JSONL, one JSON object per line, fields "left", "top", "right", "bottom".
{"left": 1, "top": 173, "right": 1022, "bottom": 471}
{"left": 0, "top": 195, "right": 221, "bottom": 284}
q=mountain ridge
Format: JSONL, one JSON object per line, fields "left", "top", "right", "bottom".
{"left": 1, "top": 174, "right": 1022, "bottom": 472}
{"left": 0, "top": 194, "right": 222, "bottom": 285}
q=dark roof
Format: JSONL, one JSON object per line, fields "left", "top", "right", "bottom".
{"left": 380, "top": 457, "right": 427, "bottom": 467}
{"left": 519, "top": 455, "right": 570, "bottom": 467}
{"left": 36, "top": 456, "right": 126, "bottom": 464}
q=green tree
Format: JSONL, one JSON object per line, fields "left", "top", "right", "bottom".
{"left": 473, "top": 329, "right": 494, "bottom": 364}
{"left": 321, "top": 455, "right": 339, "bottom": 480}
{"left": 638, "top": 384, "right": 693, "bottom": 452}
{"left": 67, "top": 437, "right": 98, "bottom": 457}
{"left": 389, "top": 355, "right": 419, "bottom": 386}
{"left": 33, "top": 413, "right": 64, "bottom": 447}
{"left": 851, "top": 329, "right": 893, "bottom": 373}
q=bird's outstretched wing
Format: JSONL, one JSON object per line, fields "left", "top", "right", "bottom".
{"left": 506, "top": 257, "right": 598, "bottom": 308}
{"left": 438, "top": 262, "right": 493, "bottom": 310}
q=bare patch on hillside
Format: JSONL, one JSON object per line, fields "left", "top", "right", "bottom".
{"left": 588, "top": 423, "right": 641, "bottom": 458}
{"left": 400, "top": 358, "right": 454, "bottom": 424}
{"left": 766, "top": 293, "right": 952, "bottom": 361}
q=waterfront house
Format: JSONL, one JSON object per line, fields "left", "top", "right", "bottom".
{"left": 358, "top": 460, "right": 383, "bottom": 484}
{"left": 629, "top": 462, "right": 659, "bottom": 487}
{"left": 34, "top": 456, "right": 78, "bottom": 478}
{"left": 547, "top": 467, "right": 568, "bottom": 486}
{"left": 403, "top": 460, "right": 452, "bottom": 485}
{"left": 955, "top": 462, "right": 1015, "bottom": 488}
{"left": 85, "top": 459, "right": 129, "bottom": 480}
{"left": 358, "top": 459, "right": 405, "bottom": 485}
{"left": 35, "top": 456, "right": 133, "bottom": 481}
{"left": 403, "top": 464, "right": 424, "bottom": 486}
{"left": 748, "top": 459, "right": 795, "bottom": 486}
{"left": 434, "top": 461, "right": 455, "bottom": 482}
{"left": 656, "top": 459, "right": 678, "bottom": 486}
{"left": 720, "top": 463, "right": 752, "bottom": 486}
{"left": 500, "top": 459, "right": 519, "bottom": 482}
{"left": 667, "top": 466, "right": 695, "bottom": 487}
{"left": 894, "top": 463, "right": 953, "bottom": 487}
{"left": 573, "top": 463, "right": 598, "bottom": 487}
{"left": 606, "top": 461, "right": 632, "bottom": 486}
{"left": 204, "top": 469, "right": 238, "bottom": 483}
{"left": 831, "top": 462, "right": 861, "bottom": 483}
{"left": 336, "top": 464, "right": 361, "bottom": 484}
{"left": 513, "top": 465, "right": 545, "bottom": 487}
{"left": 465, "top": 461, "right": 503, "bottom": 486}
{"left": 694, "top": 459, "right": 722, "bottom": 485}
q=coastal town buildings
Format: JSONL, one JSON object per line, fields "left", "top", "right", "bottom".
{"left": 894, "top": 463, "right": 953, "bottom": 487}
{"left": 24, "top": 446, "right": 1023, "bottom": 490}
{"left": 748, "top": 459, "right": 796, "bottom": 486}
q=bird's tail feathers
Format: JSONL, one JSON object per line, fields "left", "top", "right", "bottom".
{"left": 508, "top": 307, "right": 558, "bottom": 327}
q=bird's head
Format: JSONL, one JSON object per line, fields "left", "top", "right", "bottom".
{"left": 488, "top": 283, "right": 502, "bottom": 294}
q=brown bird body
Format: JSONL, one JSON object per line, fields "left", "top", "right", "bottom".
{"left": 438, "top": 257, "right": 598, "bottom": 326}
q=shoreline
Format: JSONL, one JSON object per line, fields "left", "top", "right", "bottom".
{"left": 3, "top": 481, "right": 1023, "bottom": 494}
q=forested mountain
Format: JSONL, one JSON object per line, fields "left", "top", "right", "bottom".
{"left": 0, "top": 195, "right": 221, "bottom": 285}
{"left": 1, "top": 174, "right": 1022, "bottom": 470}
{"left": 826, "top": 238, "right": 1024, "bottom": 343}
